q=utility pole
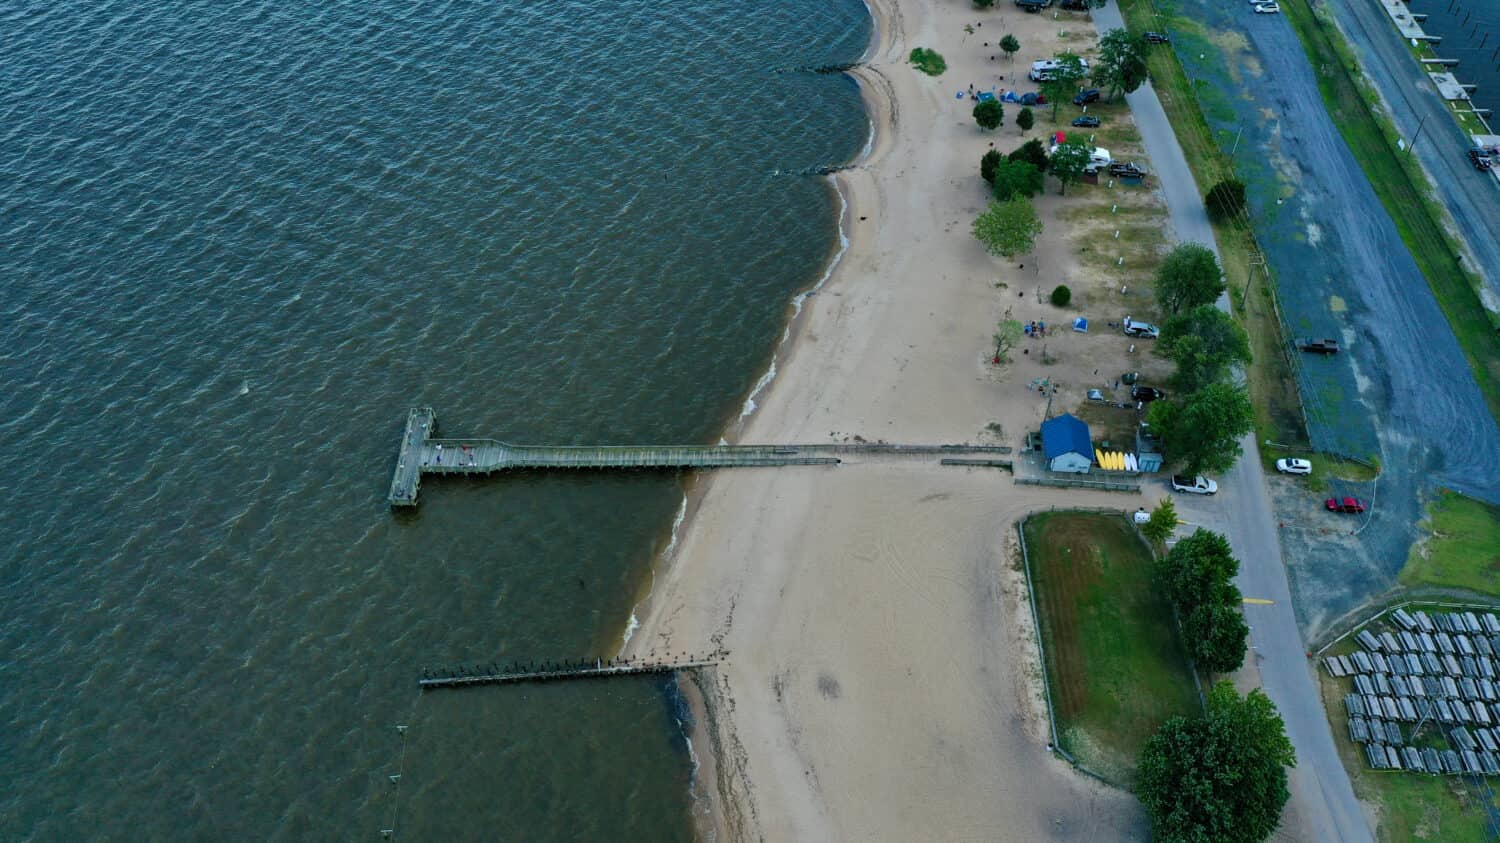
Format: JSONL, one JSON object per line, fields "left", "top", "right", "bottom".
{"left": 1408, "top": 112, "right": 1428, "bottom": 157}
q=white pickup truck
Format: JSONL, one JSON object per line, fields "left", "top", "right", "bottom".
{"left": 1171, "top": 475, "right": 1218, "bottom": 495}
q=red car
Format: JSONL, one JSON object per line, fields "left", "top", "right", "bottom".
{"left": 1326, "top": 497, "right": 1366, "bottom": 514}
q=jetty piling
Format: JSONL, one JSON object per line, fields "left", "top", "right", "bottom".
{"left": 419, "top": 655, "right": 720, "bottom": 691}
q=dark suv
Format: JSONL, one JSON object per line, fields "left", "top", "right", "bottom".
{"left": 1073, "top": 88, "right": 1101, "bottom": 105}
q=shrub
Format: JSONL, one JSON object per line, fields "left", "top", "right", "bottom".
{"left": 991, "top": 159, "right": 1044, "bottom": 201}
{"left": 1050, "top": 284, "right": 1072, "bottom": 307}
{"left": 1008, "top": 138, "right": 1048, "bottom": 171}
{"left": 1016, "top": 107, "right": 1034, "bottom": 132}
{"left": 973, "top": 98, "right": 1003, "bottom": 131}
{"left": 909, "top": 47, "right": 947, "bottom": 76}
{"left": 1205, "top": 178, "right": 1248, "bottom": 223}
{"left": 980, "top": 149, "right": 1004, "bottom": 184}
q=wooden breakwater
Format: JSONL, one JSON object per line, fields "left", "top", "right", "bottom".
{"left": 419, "top": 655, "right": 720, "bottom": 691}
{"left": 388, "top": 408, "right": 1015, "bottom": 507}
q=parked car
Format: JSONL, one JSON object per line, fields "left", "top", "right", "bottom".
{"left": 1326, "top": 496, "right": 1366, "bottom": 513}
{"left": 1073, "top": 88, "right": 1101, "bottom": 105}
{"left": 1467, "top": 147, "right": 1494, "bottom": 171}
{"left": 1122, "top": 316, "right": 1160, "bottom": 339}
{"left": 1296, "top": 337, "right": 1340, "bottom": 354}
{"left": 1072, "top": 115, "right": 1101, "bottom": 128}
{"left": 1144, "top": 31, "right": 1171, "bottom": 44}
{"left": 1253, "top": 2, "right": 1281, "bottom": 12}
{"left": 1276, "top": 458, "right": 1313, "bottom": 475}
{"left": 1172, "top": 475, "right": 1218, "bottom": 495}
{"left": 1131, "top": 386, "right": 1166, "bottom": 402}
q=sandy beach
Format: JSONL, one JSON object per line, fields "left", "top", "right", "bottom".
{"left": 627, "top": 1, "right": 1162, "bottom": 839}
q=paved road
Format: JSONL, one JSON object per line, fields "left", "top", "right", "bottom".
{"left": 1094, "top": 6, "right": 1372, "bottom": 840}
{"left": 1326, "top": 0, "right": 1500, "bottom": 311}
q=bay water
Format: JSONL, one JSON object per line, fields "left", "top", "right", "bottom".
{"left": 0, "top": 0, "right": 871, "bottom": 838}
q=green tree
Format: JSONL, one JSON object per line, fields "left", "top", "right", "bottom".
{"left": 1091, "top": 29, "right": 1148, "bottom": 100}
{"left": 973, "top": 198, "right": 1043, "bottom": 257}
{"left": 991, "top": 159, "right": 1044, "bottom": 201}
{"left": 1185, "top": 601, "right": 1250, "bottom": 673}
{"left": 1000, "top": 34, "right": 1021, "bottom": 62}
{"left": 1156, "top": 528, "right": 1247, "bottom": 672}
{"left": 980, "top": 148, "right": 1004, "bottom": 184}
{"left": 993, "top": 318, "right": 1023, "bottom": 363}
{"left": 1206, "top": 178, "right": 1249, "bottom": 223}
{"left": 1159, "top": 305, "right": 1252, "bottom": 392}
{"left": 1040, "top": 53, "right": 1088, "bottom": 121}
{"left": 1141, "top": 497, "right": 1177, "bottom": 545}
{"left": 1047, "top": 141, "right": 1091, "bottom": 195}
{"left": 1016, "top": 107, "right": 1034, "bottom": 133}
{"left": 1137, "top": 683, "right": 1295, "bottom": 843}
{"left": 973, "top": 98, "right": 1003, "bottom": 131}
{"left": 1050, "top": 284, "right": 1071, "bottom": 307}
{"left": 1155, "top": 243, "right": 1225, "bottom": 315}
{"left": 1147, "top": 383, "right": 1254, "bottom": 475}
{"left": 1156, "top": 529, "right": 1238, "bottom": 609}
{"left": 1008, "top": 138, "right": 1048, "bottom": 171}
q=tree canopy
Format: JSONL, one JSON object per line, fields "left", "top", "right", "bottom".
{"left": 1047, "top": 141, "right": 1091, "bottom": 195}
{"left": 1008, "top": 138, "right": 1049, "bottom": 171}
{"left": 1000, "top": 34, "right": 1021, "bottom": 61}
{"left": 973, "top": 198, "right": 1043, "bottom": 257}
{"left": 1091, "top": 29, "right": 1149, "bottom": 100}
{"left": 1155, "top": 243, "right": 1225, "bottom": 315}
{"left": 1137, "top": 682, "right": 1295, "bottom": 843}
{"left": 973, "top": 98, "right": 1003, "bottom": 131}
{"left": 1158, "top": 529, "right": 1240, "bottom": 613}
{"left": 993, "top": 318, "right": 1023, "bottom": 363}
{"left": 980, "top": 148, "right": 1004, "bottom": 184}
{"left": 1141, "top": 497, "right": 1177, "bottom": 545}
{"left": 1206, "top": 179, "right": 1249, "bottom": 223}
{"left": 1040, "top": 53, "right": 1088, "bottom": 120}
{"left": 1147, "top": 382, "right": 1254, "bottom": 476}
{"left": 991, "top": 159, "right": 1044, "bottom": 202}
{"left": 1016, "top": 107, "right": 1034, "bottom": 133}
{"left": 1159, "top": 305, "right": 1252, "bottom": 393}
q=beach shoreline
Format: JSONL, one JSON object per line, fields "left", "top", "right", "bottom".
{"left": 626, "top": 0, "right": 1153, "bottom": 839}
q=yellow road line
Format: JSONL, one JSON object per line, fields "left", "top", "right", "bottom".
{"left": 1243, "top": 597, "right": 1276, "bottom": 605}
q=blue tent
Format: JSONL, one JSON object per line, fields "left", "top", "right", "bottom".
{"left": 1073, "top": 317, "right": 1088, "bottom": 333}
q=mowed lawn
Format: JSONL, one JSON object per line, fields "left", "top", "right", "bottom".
{"left": 1402, "top": 490, "right": 1500, "bottom": 597}
{"left": 1024, "top": 511, "right": 1201, "bottom": 783}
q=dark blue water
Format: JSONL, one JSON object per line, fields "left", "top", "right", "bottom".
{"left": 1410, "top": 0, "right": 1500, "bottom": 118}
{"left": 0, "top": 0, "right": 871, "bottom": 838}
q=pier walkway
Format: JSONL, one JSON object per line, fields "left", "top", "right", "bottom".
{"left": 388, "top": 408, "right": 1012, "bottom": 507}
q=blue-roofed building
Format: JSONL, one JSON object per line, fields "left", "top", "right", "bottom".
{"left": 1040, "top": 413, "right": 1093, "bottom": 474}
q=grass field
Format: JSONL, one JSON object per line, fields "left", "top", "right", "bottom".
{"left": 1280, "top": 0, "right": 1500, "bottom": 428}
{"left": 1023, "top": 511, "right": 1201, "bottom": 784}
{"left": 1318, "top": 637, "right": 1496, "bottom": 841}
{"left": 1401, "top": 490, "right": 1500, "bottom": 597}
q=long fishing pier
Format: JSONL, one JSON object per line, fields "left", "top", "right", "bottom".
{"left": 419, "top": 657, "right": 718, "bottom": 691}
{"left": 389, "top": 407, "right": 1012, "bottom": 507}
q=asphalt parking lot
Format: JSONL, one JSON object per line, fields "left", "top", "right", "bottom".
{"left": 1150, "top": 0, "right": 1500, "bottom": 634}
